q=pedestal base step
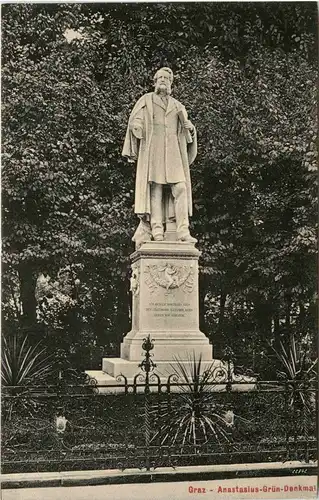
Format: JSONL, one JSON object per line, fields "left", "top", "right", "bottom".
{"left": 120, "top": 332, "right": 213, "bottom": 361}
{"left": 102, "top": 357, "right": 225, "bottom": 379}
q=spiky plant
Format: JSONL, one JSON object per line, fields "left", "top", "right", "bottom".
{"left": 2, "top": 334, "right": 53, "bottom": 387}
{"left": 2, "top": 334, "right": 53, "bottom": 420}
{"left": 272, "top": 334, "right": 317, "bottom": 382}
{"left": 271, "top": 333, "right": 317, "bottom": 414}
{"left": 150, "top": 354, "right": 234, "bottom": 450}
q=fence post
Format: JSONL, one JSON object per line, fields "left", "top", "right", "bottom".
{"left": 302, "top": 376, "right": 310, "bottom": 463}
{"left": 222, "top": 346, "right": 234, "bottom": 392}
{"left": 55, "top": 350, "right": 67, "bottom": 472}
{"left": 284, "top": 380, "right": 291, "bottom": 461}
{"left": 139, "top": 336, "right": 156, "bottom": 471}
{"left": 292, "top": 380, "right": 298, "bottom": 460}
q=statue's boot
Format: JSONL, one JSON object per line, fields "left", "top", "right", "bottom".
{"left": 178, "top": 233, "right": 197, "bottom": 243}
{"left": 151, "top": 222, "right": 164, "bottom": 241}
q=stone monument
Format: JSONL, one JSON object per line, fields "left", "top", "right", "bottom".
{"left": 86, "top": 68, "right": 225, "bottom": 387}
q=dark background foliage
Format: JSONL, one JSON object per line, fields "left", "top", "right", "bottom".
{"left": 2, "top": 2, "right": 317, "bottom": 375}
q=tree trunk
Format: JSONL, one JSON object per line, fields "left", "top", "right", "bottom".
{"left": 273, "top": 310, "right": 280, "bottom": 346}
{"left": 18, "top": 262, "right": 37, "bottom": 333}
{"left": 285, "top": 292, "right": 292, "bottom": 327}
{"left": 219, "top": 291, "right": 227, "bottom": 329}
{"left": 298, "top": 301, "right": 305, "bottom": 326}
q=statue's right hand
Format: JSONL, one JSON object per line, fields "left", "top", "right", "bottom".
{"left": 132, "top": 125, "right": 143, "bottom": 140}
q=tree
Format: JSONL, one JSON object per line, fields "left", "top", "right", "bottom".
{"left": 2, "top": 3, "right": 317, "bottom": 371}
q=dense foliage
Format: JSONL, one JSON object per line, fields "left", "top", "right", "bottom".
{"left": 2, "top": 3, "right": 317, "bottom": 373}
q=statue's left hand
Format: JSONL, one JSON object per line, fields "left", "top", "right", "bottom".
{"left": 184, "top": 120, "right": 194, "bottom": 131}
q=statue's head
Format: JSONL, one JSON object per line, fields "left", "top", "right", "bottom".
{"left": 153, "top": 67, "right": 173, "bottom": 95}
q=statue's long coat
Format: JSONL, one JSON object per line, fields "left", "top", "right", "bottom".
{"left": 122, "top": 92, "right": 197, "bottom": 217}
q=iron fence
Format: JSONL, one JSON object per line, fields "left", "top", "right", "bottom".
{"left": 2, "top": 338, "right": 317, "bottom": 474}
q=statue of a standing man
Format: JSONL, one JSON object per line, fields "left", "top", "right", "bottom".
{"left": 122, "top": 67, "right": 197, "bottom": 245}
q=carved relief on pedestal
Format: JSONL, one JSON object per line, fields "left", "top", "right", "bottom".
{"left": 144, "top": 262, "right": 194, "bottom": 294}
{"left": 130, "top": 266, "right": 140, "bottom": 296}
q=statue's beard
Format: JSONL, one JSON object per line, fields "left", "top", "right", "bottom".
{"left": 155, "top": 82, "right": 172, "bottom": 95}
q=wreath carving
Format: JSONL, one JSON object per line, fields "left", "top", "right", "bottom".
{"left": 144, "top": 263, "right": 194, "bottom": 294}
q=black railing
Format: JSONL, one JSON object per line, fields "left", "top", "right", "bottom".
{"left": 2, "top": 338, "right": 317, "bottom": 474}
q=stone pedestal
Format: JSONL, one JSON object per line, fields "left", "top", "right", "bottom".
{"left": 87, "top": 241, "right": 220, "bottom": 385}
{"left": 122, "top": 241, "right": 212, "bottom": 360}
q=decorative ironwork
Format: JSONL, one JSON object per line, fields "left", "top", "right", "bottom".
{"left": 2, "top": 341, "right": 317, "bottom": 475}
{"left": 138, "top": 335, "right": 157, "bottom": 470}
{"left": 139, "top": 336, "right": 156, "bottom": 376}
